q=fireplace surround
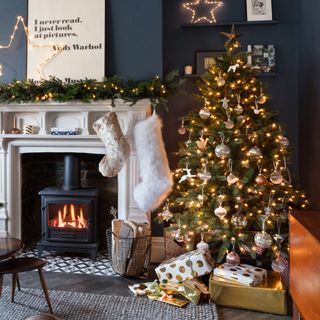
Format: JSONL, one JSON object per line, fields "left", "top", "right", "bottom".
{"left": 0, "top": 99, "right": 151, "bottom": 239}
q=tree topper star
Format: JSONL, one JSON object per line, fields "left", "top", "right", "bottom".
{"left": 183, "top": 0, "right": 223, "bottom": 24}
{"left": 220, "top": 24, "right": 245, "bottom": 46}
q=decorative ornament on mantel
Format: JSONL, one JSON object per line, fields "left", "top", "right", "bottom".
{"left": 183, "top": 0, "right": 223, "bottom": 24}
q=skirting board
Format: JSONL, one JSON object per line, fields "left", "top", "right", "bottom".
{"left": 151, "top": 236, "right": 164, "bottom": 263}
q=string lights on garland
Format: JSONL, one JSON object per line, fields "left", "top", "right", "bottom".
{"left": 0, "top": 16, "right": 64, "bottom": 79}
{"left": 183, "top": 0, "right": 223, "bottom": 24}
{"left": 0, "top": 71, "right": 182, "bottom": 108}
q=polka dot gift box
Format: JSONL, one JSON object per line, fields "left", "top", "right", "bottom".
{"left": 155, "top": 250, "right": 214, "bottom": 284}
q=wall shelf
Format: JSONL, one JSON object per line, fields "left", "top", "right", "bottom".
{"left": 182, "top": 20, "right": 279, "bottom": 28}
{"left": 184, "top": 72, "right": 279, "bottom": 79}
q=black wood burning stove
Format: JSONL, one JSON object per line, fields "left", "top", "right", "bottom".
{"left": 38, "top": 154, "right": 99, "bottom": 260}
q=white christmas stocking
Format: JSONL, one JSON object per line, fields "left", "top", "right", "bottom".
{"left": 93, "top": 112, "right": 130, "bottom": 177}
{"left": 133, "top": 114, "right": 173, "bottom": 212}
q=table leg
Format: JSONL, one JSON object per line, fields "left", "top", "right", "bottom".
{"left": 0, "top": 274, "right": 3, "bottom": 298}
{"left": 11, "top": 273, "right": 17, "bottom": 303}
{"left": 38, "top": 268, "right": 53, "bottom": 314}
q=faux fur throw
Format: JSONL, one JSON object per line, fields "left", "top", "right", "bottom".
{"left": 133, "top": 114, "right": 173, "bottom": 212}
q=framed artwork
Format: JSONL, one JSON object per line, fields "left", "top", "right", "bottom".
{"left": 246, "top": 0, "right": 273, "bottom": 21}
{"left": 247, "top": 45, "right": 276, "bottom": 73}
{"left": 196, "top": 51, "right": 224, "bottom": 75}
{"left": 27, "top": 0, "right": 105, "bottom": 82}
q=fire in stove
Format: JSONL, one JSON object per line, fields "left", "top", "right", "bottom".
{"left": 49, "top": 204, "right": 88, "bottom": 229}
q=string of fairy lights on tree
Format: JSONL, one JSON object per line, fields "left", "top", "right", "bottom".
{"left": 0, "top": 16, "right": 64, "bottom": 79}
{"left": 159, "top": 26, "right": 308, "bottom": 264}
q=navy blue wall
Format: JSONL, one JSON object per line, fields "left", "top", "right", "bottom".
{"left": 162, "top": 0, "right": 300, "bottom": 175}
{"left": 298, "top": 1, "right": 320, "bottom": 208}
{"left": 0, "top": 0, "right": 27, "bottom": 83}
{"left": 0, "top": 0, "right": 162, "bottom": 82}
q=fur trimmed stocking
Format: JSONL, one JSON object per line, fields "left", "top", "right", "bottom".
{"left": 93, "top": 112, "right": 130, "bottom": 177}
{"left": 133, "top": 114, "right": 173, "bottom": 212}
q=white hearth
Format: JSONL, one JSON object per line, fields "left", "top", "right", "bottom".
{"left": 0, "top": 99, "right": 151, "bottom": 238}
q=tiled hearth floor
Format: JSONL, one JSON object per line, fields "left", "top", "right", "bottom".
{"left": 17, "top": 247, "right": 118, "bottom": 276}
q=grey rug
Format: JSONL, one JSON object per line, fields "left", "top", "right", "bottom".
{"left": 0, "top": 287, "right": 218, "bottom": 320}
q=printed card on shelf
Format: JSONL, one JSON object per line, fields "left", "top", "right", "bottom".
{"left": 155, "top": 249, "right": 213, "bottom": 284}
{"left": 214, "top": 263, "right": 267, "bottom": 286}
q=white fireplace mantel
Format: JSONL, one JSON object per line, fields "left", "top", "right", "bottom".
{"left": 0, "top": 99, "right": 151, "bottom": 238}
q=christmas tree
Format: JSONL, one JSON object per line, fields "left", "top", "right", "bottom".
{"left": 160, "top": 26, "right": 308, "bottom": 264}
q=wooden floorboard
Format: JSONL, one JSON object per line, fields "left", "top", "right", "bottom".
{"left": 2, "top": 271, "right": 291, "bottom": 320}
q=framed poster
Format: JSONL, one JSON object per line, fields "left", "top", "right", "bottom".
{"left": 27, "top": 0, "right": 105, "bottom": 82}
{"left": 196, "top": 51, "right": 224, "bottom": 75}
{"left": 247, "top": 45, "right": 276, "bottom": 73}
{"left": 246, "top": 0, "right": 273, "bottom": 21}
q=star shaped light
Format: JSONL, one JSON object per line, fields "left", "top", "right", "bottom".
{"left": 183, "top": 0, "right": 223, "bottom": 24}
{"left": 220, "top": 24, "right": 245, "bottom": 46}
{"left": 0, "top": 16, "right": 65, "bottom": 80}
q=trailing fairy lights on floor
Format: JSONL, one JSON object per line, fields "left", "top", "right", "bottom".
{"left": 0, "top": 16, "right": 64, "bottom": 79}
{"left": 183, "top": 0, "right": 223, "bottom": 24}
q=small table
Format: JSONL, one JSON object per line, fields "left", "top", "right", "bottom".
{"left": 0, "top": 238, "right": 23, "bottom": 261}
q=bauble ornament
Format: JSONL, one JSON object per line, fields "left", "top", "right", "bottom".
{"left": 248, "top": 146, "right": 262, "bottom": 157}
{"left": 217, "top": 77, "right": 226, "bottom": 87}
{"left": 234, "top": 104, "right": 243, "bottom": 114}
{"left": 270, "top": 170, "right": 283, "bottom": 184}
{"left": 227, "top": 173, "right": 238, "bottom": 184}
{"left": 226, "top": 251, "right": 240, "bottom": 266}
{"left": 257, "top": 95, "right": 267, "bottom": 104}
{"left": 271, "top": 255, "right": 287, "bottom": 273}
{"left": 199, "top": 107, "right": 211, "bottom": 119}
{"left": 214, "top": 205, "right": 227, "bottom": 219}
{"left": 278, "top": 135, "right": 289, "bottom": 148}
{"left": 175, "top": 229, "right": 184, "bottom": 243}
{"left": 196, "top": 241, "right": 209, "bottom": 252}
{"left": 178, "top": 126, "right": 186, "bottom": 135}
{"left": 160, "top": 207, "right": 173, "bottom": 222}
{"left": 224, "top": 119, "right": 234, "bottom": 129}
{"left": 215, "top": 143, "right": 231, "bottom": 159}
{"left": 231, "top": 213, "right": 247, "bottom": 228}
{"left": 255, "top": 173, "right": 267, "bottom": 185}
{"left": 254, "top": 231, "right": 273, "bottom": 249}
{"left": 198, "top": 170, "right": 212, "bottom": 181}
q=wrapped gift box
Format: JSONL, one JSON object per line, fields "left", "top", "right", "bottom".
{"left": 156, "top": 249, "right": 213, "bottom": 283}
{"left": 214, "top": 263, "right": 267, "bottom": 286}
{"left": 209, "top": 271, "right": 287, "bottom": 315}
{"left": 160, "top": 278, "right": 209, "bottom": 305}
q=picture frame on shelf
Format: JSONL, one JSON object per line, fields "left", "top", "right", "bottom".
{"left": 247, "top": 45, "right": 276, "bottom": 73}
{"left": 246, "top": 0, "right": 273, "bottom": 21}
{"left": 196, "top": 51, "right": 224, "bottom": 75}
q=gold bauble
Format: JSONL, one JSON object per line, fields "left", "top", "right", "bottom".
{"left": 255, "top": 173, "right": 267, "bottom": 185}
{"left": 217, "top": 77, "right": 226, "bottom": 87}
{"left": 257, "top": 95, "right": 267, "bottom": 104}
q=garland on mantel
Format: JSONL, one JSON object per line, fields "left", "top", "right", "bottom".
{"left": 0, "top": 71, "right": 183, "bottom": 108}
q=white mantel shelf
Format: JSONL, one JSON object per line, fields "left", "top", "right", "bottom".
{"left": 0, "top": 99, "right": 151, "bottom": 238}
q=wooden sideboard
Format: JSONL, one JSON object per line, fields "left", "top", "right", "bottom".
{"left": 290, "top": 211, "right": 320, "bottom": 320}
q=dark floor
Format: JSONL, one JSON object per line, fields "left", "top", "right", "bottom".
{"left": 2, "top": 271, "right": 290, "bottom": 320}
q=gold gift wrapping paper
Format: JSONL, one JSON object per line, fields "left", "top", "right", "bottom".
{"left": 209, "top": 271, "right": 287, "bottom": 315}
